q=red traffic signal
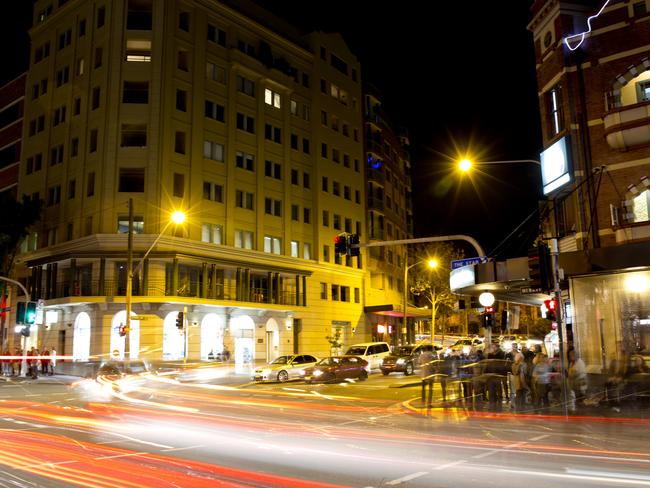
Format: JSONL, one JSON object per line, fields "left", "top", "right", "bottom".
{"left": 485, "top": 306, "right": 495, "bottom": 313}
{"left": 544, "top": 298, "right": 557, "bottom": 311}
{"left": 334, "top": 233, "right": 348, "bottom": 255}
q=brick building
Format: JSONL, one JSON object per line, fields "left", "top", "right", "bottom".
{"left": 528, "top": 0, "right": 650, "bottom": 370}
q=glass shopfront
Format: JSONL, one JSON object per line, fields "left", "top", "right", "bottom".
{"left": 571, "top": 270, "right": 650, "bottom": 372}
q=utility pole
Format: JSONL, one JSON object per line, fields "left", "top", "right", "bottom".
{"left": 550, "top": 238, "right": 569, "bottom": 417}
{"left": 125, "top": 198, "right": 134, "bottom": 360}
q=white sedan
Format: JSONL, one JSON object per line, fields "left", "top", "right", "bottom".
{"left": 252, "top": 354, "right": 319, "bottom": 382}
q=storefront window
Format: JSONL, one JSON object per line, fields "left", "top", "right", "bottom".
{"left": 571, "top": 270, "right": 650, "bottom": 372}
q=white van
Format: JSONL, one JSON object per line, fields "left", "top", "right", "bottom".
{"left": 345, "top": 342, "right": 391, "bottom": 371}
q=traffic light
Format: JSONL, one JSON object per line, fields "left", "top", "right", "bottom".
{"left": 544, "top": 298, "right": 558, "bottom": 322}
{"left": 482, "top": 312, "right": 495, "bottom": 328}
{"left": 528, "top": 243, "right": 552, "bottom": 292}
{"left": 20, "top": 326, "right": 30, "bottom": 337}
{"left": 16, "top": 302, "right": 25, "bottom": 325}
{"left": 118, "top": 324, "right": 127, "bottom": 337}
{"left": 348, "top": 233, "right": 360, "bottom": 257}
{"left": 334, "top": 233, "right": 348, "bottom": 255}
{"left": 175, "top": 311, "right": 184, "bottom": 329}
{"left": 24, "top": 302, "right": 37, "bottom": 325}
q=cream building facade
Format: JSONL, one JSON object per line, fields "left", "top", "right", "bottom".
{"left": 16, "top": 0, "right": 372, "bottom": 369}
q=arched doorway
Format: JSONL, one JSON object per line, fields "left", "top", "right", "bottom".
{"left": 73, "top": 312, "right": 91, "bottom": 361}
{"left": 231, "top": 315, "right": 254, "bottom": 373}
{"left": 265, "top": 318, "right": 280, "bottom": 362}
{"left": 109, "top": 311, "right": 140, "bottom": 360}
{"left": 163, "top": 311, "right": 185, "bottom": 360}
{"left": 201, "top": 313, "right": 225, "bottom": 360}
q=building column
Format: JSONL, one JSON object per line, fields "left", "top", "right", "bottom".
{"left": 302, "top": 275, "right": 307, "bottom": 307}
{"left": 201, "top": 263, "right": 208, "bottom": 299}
{"left": 236, "top": 268, "right": 242, "bottom": 301}
{"left": 172, "top": 258, "right": 179, "bottom": 296}
{"left": 267, "top": 271, "right": 273, "bottom": 304}
{"left": 69, "top": 259, "right": 77, "bottom": 296}
{"left": 98, "top": 258, "right": 105, "bottom": 296}
{"left": 51, "top": 263, "right": 58, "bottom": 299}
{"left": 44, "top": 265, "right": 51, "bottom": 300}
{"left": 295, "top": 275, "right": 300, "bottom": 306}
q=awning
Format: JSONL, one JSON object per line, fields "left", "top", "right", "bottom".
{"left": 364, "top": 304, "right": 433, "bottom": 318}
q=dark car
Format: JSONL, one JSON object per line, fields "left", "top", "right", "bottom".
{"left": 380, "top": 343, "right": 441, "bottom": 376}
{"left": 303, "top": 356, "right": 368, "bottom": 383}
{"left": 96, "top": 359, "right": 152, "bottom": 379}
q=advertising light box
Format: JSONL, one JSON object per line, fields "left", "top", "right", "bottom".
{"left": 541, "top": 136, "right": 571, "bottom": 195}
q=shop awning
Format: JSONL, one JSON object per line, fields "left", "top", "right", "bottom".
{"left": 364, "top": 304, "right": 433, "bottom": 318}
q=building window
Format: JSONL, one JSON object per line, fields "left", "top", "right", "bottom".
{"left": 126, "top": 39, "right": 152, "bottom": 62}
{"left": 127, "top": 0, "right": 152, "bottom": 30}
{"left": 323, "top": 245, "right": 330, "bottom": 262}
{"left": 547, "top": 85, "right": 563, "bottom": 137}
{"left": 235, "top": 151, "right": 254, "bottom": 171}
{"left": 202, "top": 181, "right": 223, "bottom": 202}
{"left": 265, "top": 160, "right": 281, "bottom": 179}
{"left": 87, "top": 172, "right": 95, "bottom": 197}
{"left": 636, "top": 80, "right": 650, "bottom": 103}
{"left": 320, "top": 282, "right": 328, "bottom": 299}
{"left": 303, "top": 207, "right": 311, "bottom": 224}
{"left": 237, "top": 39, "right": 256, "bottom": 57}
{"left": 345, "top": 218, "right": 352, "bottom": 233}
{"left": 89, "top": 129, "right": 98, "bottom": 153}
{"left": 206, "top": 62, "right": 225, "bottom": 83}
{"left": 302, "top": 138, "right": 310, "bottom": 154}
{"left": 322, "top": 210, "right": 329, "bottom": 227}
{"left": 91, "top": 86, "right": 100, "bottom": 110}
{"left": 234, "top": 230, "right": 254, "bottom": 249}
{"left": 332, "top": 181, "right": 340, "bottom": 196}
{"left": 303, "top": 172, "right": 310, "bottom": 189}
{"left": 116, "top": 215, "right": 144, "bottom": 234}
{"left": 291, "top": 169, "right": 299, "bottom": 185}
{"left": 47, "top": 185, "right": 61, "bottom": 206}
{"left": 344, "top": 185, "right": 351, "bottom": 200}
{"left": 207, "top": 24, "right": 226, "bottom": 46}
{"left": 236, "top": 113, "right": 255, "bottom": 133}
{"left": 321, "top": 143, "right": 328, "bottom": 158}
{"left": 291, "top": 204, "right": 299, "bottom": 221}
{"left": 173, "top": 173, "right": 184, "bottom": 198}
{"left": 332, "top": 148, "right": 340, "bottom": 163}
{"left": 331, "top": 284, "right": 339, "bottom": 301}
{"left": 176, "top": 89, "right": 187, "bottom": 111}
{"left": 56, "top": 66, "right": 70, "bottom": 87}
{"left": 264, "top": 236, "right": 281, "bottom": 254}
{"left": 53, "top": 105, "right": 66, "bottom": 126}
{"left": 70, "top": 138, "right": 79, "bottom": 157}
{"left": 290, "top": 99, "right": 298, "bottom": 116}
{"left": 290, "top": 240, "right": 299, "bottom": 258}
{"left": 354, "top": 287, "right": 360, "bottom": 303}
{"left": 264, "top": 198, "right": 282, "bottom": 217}
{"left": 34, "top": 42, "right": 51, "bottom": 63}
{"left": 175, "top": 131, "right": 186, "bottom": 154}
{"left": 204, "top": 100, "right": 225, "bottom": 122}
{"left": 236, "top": 75, "right": 255, "bottom": 97}
{"left": 76, "top": 58, "right": 85, "bottom": 76}
{"left": 343, "top": 154, "right": 350, "bottom": 167}
{"left": 264, "top": 88, "right": 281, "bottom": 108}
{"left": 68, "top": 179, "right": 76, "bottom": 199}
{"left": 204, "top": 140, "right": 224, "bottom": 161}
{"left": 235, "top": 190, "right": 254, "bottom": 210}
{"left": 178, "top": 11, "right": 190, "bottom": 31}
{"left": 303, "top": 243, "right": 311, "bottom": 260}
{"left": 201, "top": 224, "right": 223, "bottom": 244}
{"left": 322, "top": 176, "right": 328, "bottom": 192}
{"left": 94, "top": 47, "right": 103, "bottom": 68}
{"left": 333, "top": 214, "right": 341, "bottom": 230}
{"left": 290, "top": 134, "right": 298, "bottom": 150}
{"left": 177, "top": 50, "right": 189, "bottom": 71}
{"left": 264, "top": 124, "right": 282, "bottom": 143}
{"left": 118, "top": 168, "right": 145, "bottom": 192}
{"left": 122, "top": 81, "right": 149, "bottom": 103}
{"left": 50, "top": 145, "right": 64, "bottom": 165}
{"left": 121, "top": 124, "right": 147, "bottom": 147}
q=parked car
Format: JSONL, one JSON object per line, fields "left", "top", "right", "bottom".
{"left": 380, "top": 343, "right": 443, "bottom": 376}
{"left": 446, "top": 338, "right": 484, "bottom": 356}
{"left": 96, "top": 359, "right": 152, "bottom": 378}
{"left": 344, "top": 342, "right": 391, "bottom": 371}
{"left": 303, "top": 356, "right": 368, "bottom": 383}
{"left": 252, "top": 354, "right": 319, "bottom": 382}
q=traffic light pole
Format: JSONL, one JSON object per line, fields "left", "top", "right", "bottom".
{"left": 125, "top": 198, "right": 134, "bottom": 360}
{"left": 0, "top": 277, "right": 31, "bottom": 376}
{"left": 550, "top": 238, "right": 569, "bottom": 418}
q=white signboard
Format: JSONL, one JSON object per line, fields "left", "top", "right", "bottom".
{"left": 541, "top": 136, "right": 571, "bottom": 195}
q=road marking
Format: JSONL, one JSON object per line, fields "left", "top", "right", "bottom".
{"left": 567, "top": 469, "right": 650, "bottom": 481}
{"left": 386, "top": 471, "right": 428, "bottom": 485}
{"left": 500, "top": 468, "right": 650, "bottom": 485}
{"left": 530, "top": 434, "right": 550, "bottom": 441}
{"left": 433, "top": 460, "right": 466, "bottom": 470}
{"left": 161, "top": 445, "right": 204, "bottom": 452}
{"left": 473, "top": 441, "right": 528, "bottom": 459}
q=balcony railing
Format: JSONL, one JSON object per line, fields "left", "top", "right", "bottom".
{"left": 603, "top": 99, "right": 650, "bottom": 150}
{"left": 48, "top": 279, "right": 299, "bottom": 305}
{"left": 368, "top": 196, "right": 384, "bottom": 211}
{"left": 366, "top": 167, "right": 385, "bottom": 184}
{"left": 366, "top": 140, "right": 383, "bottom": 156}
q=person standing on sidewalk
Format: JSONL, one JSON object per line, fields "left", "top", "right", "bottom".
{"left": 41, "top": 348, "right": 51, "bottom": 376}
{"left": 512, "top": 352, "right": 529, "bottom": 412}
{"left": 50, "top": 348, "right": 57, "bottom": 375}
{"left": 419, "top": 348, "right": 435, "bottom": 407}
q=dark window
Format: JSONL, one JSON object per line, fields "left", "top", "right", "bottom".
{"left": 236, "top": 113, "right": 254, "bottom": 133}
{"left": 94, "top": 47, "right": 103, "bottom": 68}
{"left": 0, "top": 143, "right": 19, "bottom": 169}
{"left": 204, "top": 100, "right": 225, "bottom": 122}
{"left": 87, "top": 172, "right": 95, "bottom": 196}
{"left": 302, "top": 138, "right": 310, "bottom": 154}
{"left": 178, "top": 11, "right": 190, "bottom": 31}
{"left": 177, "top": 50, "right": 189, "bottom": 71}
{"left": 173, "top": 173, "right": 184, "bottom": 197}
{"left": 265, "top": 124, "right": 281, "bottom": 143}
{"left": 303, "top": 208, "right": 311, "bottom": 223}
{"left": 291, "top": 169, "right": 298, "bottom": 185}
{"left": 634, "top": 1, "right": 647, "bottom": 16}
{"left": 118, "top": 168, "right": 145, "bottom": 192}
{"left": 302, "top": 73, "right": 310, "bottom": 88}
{"left": 122, "top": 81, "right": 149, "bottom": 103}
{"left": 47, "top": 185, "right": 61, "bottom": 206}
{"left": 58, "top": 29, "right": 72, "bottom": 50}
{"left": 78, "top": 19, "right": 86, "bottom": 37}
{"left": 68, "top": 179, "right": 76, "bottom": 199}
{"left": 89, "top": 129, "right": 98, "bottom": 152}
{"left": 121, "top": 124, "right": 147, "bottom": 147}
{"left": 174, "top": 131, "right": 186, "bottom": 154}
{"left": 73, "top": 97, "right": 81, "bottom": 115}
{"left": 91, "top": 86, "right": 100, "bottom": 110}
{"left": 126, "top": 0, "right": 152, "bottom": 30}
{"left": 176, "top": 89, "right": 187, "bottom": 111}
{"left": 69, "top": 137, "right": 78, "bottom": 158}
{"left": 321, "top": 143, "right": 327, "bottom": 158}
{"left": 56, "top": 66, "right": 70, "bottom": 87}
{"left": 303, "top": 172, "right": 310, "bottom": 189}
{"left": 330, "top": 54, "right": 348, "bottom": 75}
{"left": 265, "top": 160, "right": 281, "bottom": 179}
{"left": 290, "top": 133, "right": 298, "bottom": 150}
{"left": 96, "top": 6, "right": 105, "bottom": 28}
{"left": 207, "top": 24, "right": 226, "bottom": 46}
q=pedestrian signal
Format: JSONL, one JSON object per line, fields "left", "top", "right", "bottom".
{"left": 175, "top": 311, "right": 184, "bottom": 329}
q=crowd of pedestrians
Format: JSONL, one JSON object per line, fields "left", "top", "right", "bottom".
{"left": 419, "top": 341, "right": 650, "bottom": 413}
{"left": 1, "top": 347, "right": 56, "bottom": 378}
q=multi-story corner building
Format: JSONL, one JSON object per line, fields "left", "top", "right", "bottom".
{"left": 528, "top": 0, "right": 650, "bottom": 370}
{"left": 15, "top": 0, "right": 369, "bottom": 370}
{"left": 0, "top": 74, "right": 26, "bottom": 196}
{"left": 362, "top": 84, "right": 417, "bottom": 344}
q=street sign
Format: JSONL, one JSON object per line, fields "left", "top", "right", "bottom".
{"left": 451, "top": 256, "right": 488, "bottom": 270}
{"left": 112, "top": 349, "right": 120, "bottom": 358}
{"left": 521, "top": 287, "right": 543, "bottom": 294}
{"left": 130, "top": 315, "right": 150, "bottom": 320}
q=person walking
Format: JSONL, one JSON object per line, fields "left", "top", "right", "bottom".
{"left": 532, "top": 352, "right": 551, "bottom": 411}
{"left": 567, "top": 348, "right": 587, "bottom": 411}
{"left": 419, "top": 348, "right": 435, "bottom": 407}
{"left": 41, "top": 348, "right": 51, "bottom": 376}
{"left": 511, "top": 352, "right": 529, "bottom": 412}
{"left": 50, "top": 348, "right": 56, "bottom": 375}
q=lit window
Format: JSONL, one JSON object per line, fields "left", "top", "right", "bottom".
{"left": 264, "top": 88, "right": 281, "bottom": 108}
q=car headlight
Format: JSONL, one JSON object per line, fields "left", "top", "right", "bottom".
{"left": 396, "top": 358, "right": 405, "bottom": 365}
{"left": 299, "top": 369, "right": 306, "bottom": 376}
{"left": 313, "top": 370, "right": 323, "bottom": 377}
{"left": 462, "top": 346, "right": 471, "bottom": 355}
{"left": 262, "top": 368, "right": 272, "bottom": 376}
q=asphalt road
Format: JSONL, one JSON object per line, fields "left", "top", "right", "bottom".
{"left": 0, "top": 370, "right": 649, "bottom": 487}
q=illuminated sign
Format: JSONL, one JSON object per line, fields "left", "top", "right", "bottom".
{"left": 449, "top": 265, "right": 476, "bottom": 291}
{"left": 564, "top": 0, "right": 611, "bottom": 51}
{"left": 540, "top": 136, "right": 571, "bottom": 195}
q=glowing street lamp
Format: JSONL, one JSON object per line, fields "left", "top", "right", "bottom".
{"left": 403, "top": 257, "right": 440, "bottom": 345}
{"left": 458, "top": 159, "right": 472, "bottom": 172}
{"left": 457, "top": 158, "right": 541, "bottom": 172}
{"left": 125, "top": 199, "right": 186, "bottom": 358}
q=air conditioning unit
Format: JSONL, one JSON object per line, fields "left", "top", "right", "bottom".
{"left": 610, "top": 204, "right": 620, "bottom": 227}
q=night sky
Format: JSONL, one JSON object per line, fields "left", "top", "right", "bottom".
{"left": 3, "top": 1, "right": 543, "bottom": 259}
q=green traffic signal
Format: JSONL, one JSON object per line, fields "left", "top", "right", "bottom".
{"left": 25, "top": 302, "right": 37, "bottom": 325}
